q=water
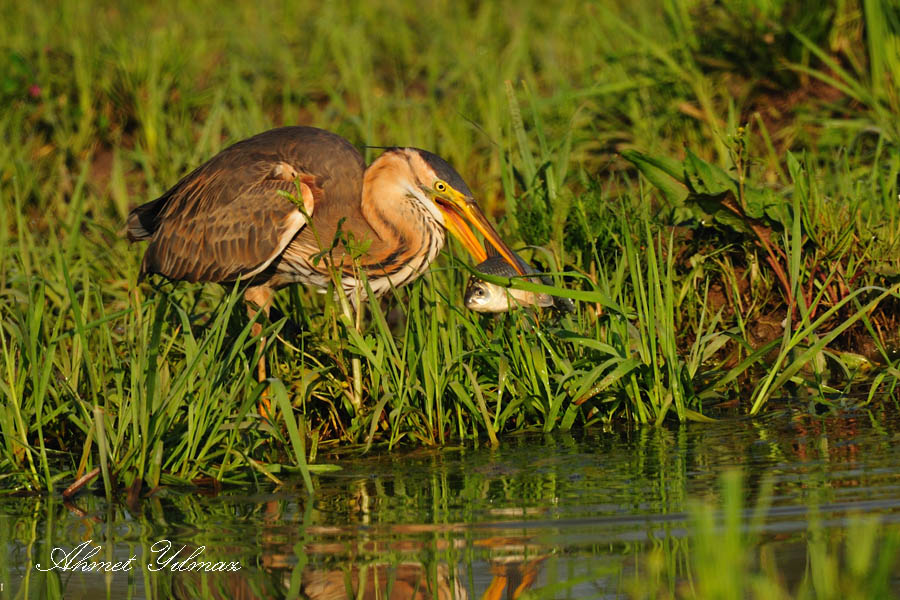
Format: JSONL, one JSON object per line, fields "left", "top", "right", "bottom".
{"left": 4, "top": 405, "right": 900, "bottom": 599}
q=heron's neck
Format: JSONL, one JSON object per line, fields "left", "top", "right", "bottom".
{"left": 354, "top": 163, "right": 445, "bottom": 283}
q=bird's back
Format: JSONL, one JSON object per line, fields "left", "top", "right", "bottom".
{"left": 127, "top": 126, "right": 366, "bottom": 283}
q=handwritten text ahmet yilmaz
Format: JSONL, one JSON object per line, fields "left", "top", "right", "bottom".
{"left": 34, "top": 540, "right": 242, "bottom": 573}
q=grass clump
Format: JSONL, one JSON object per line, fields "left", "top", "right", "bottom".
{"left": 624, "top": 471, "right": 900, "bottom": 600}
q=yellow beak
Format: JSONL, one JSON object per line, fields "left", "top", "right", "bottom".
{"left": 436, "top": 191, "right": 525, "bottom": 275}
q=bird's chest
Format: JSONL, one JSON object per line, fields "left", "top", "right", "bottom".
{"left": 362, "top": 222, "right": 445, "bottom": 296}
{"left": 274, "top": 213, "right": 446, "bottom": 298}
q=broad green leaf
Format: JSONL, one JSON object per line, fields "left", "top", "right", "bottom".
{"left": 622, "top": 149, "right": 689, "bottom": 205}
{"left": 684, "top": 149, "right": 737, "bottom": 196}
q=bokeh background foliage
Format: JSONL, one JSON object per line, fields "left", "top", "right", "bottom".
{"left": 3, "top": 0, "right": 900, "bottom": 493}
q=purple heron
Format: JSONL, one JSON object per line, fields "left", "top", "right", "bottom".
{"left": 127, "top": 126, "right": 523, "bottom": 390}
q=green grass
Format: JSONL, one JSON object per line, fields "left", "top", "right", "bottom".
{"left": 3, "top": 0, "right": 900, "bottom": 495}
{"left": 622, "top": 471, "right": 900, "bottom": 600}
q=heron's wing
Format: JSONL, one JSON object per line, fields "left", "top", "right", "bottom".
{"left": 137, "top": 158, "right": 318, "bottom": 283}
{"left": 129, "top": 127, "right": 367, "bottom": 284}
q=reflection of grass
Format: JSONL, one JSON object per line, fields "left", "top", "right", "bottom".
{"left": 3, "top": 425, "right": 900, "bottom": 599}
{"left": 514, "top": 471, "right": 900, "bottom": 599}
{"left": 3, "top": 0, "right": 900, "bottom": 495}
{"left": 624, "top": 471, "right": 900, "bottom": 600}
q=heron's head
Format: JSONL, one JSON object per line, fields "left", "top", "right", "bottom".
{"left": 367, "top": 147, "right": 525, "bottom": 275}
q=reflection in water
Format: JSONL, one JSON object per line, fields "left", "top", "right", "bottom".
{"left": 4, "top": 407, "right": 900, "bottom": 598}
{"left": 172, "top": 562, "right": 468, "bottom": 600}
{"left": 481, "top": 556, "right": 545, "bottom": 600}
{"left": 168, "top": 533, "right": 546, "bottom": 599}
{"left": 301, "top": 563, "right": 466, "bottom": 600}
{"left": 171, "top": 557, "right": 544, "bottom": 600}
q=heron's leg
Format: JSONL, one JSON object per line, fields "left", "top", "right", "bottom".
{"left": 245, "top": 285, "right": 274, "bottom": 418}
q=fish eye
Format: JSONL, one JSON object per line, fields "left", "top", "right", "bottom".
{"left": 434, "top": 180, "right": 448, "bottom": 193}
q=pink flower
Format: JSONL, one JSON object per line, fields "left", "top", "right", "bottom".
{"left": 29, "top": 84, "right": 41, "bottom": 98}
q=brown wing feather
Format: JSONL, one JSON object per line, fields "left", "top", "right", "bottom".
{"left": 128, "top": 126, "right": 365, "bottom": 284}
{"left": 139, "top": 161, "right": 312, "bottom": 283}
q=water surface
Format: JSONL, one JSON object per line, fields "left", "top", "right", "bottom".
{"left": 4, "top": 405, "right": 900, "bottom": 599}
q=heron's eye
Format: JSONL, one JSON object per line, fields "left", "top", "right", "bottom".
{"left": 434, "top": 180, "right": 448, "bottom": 193}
